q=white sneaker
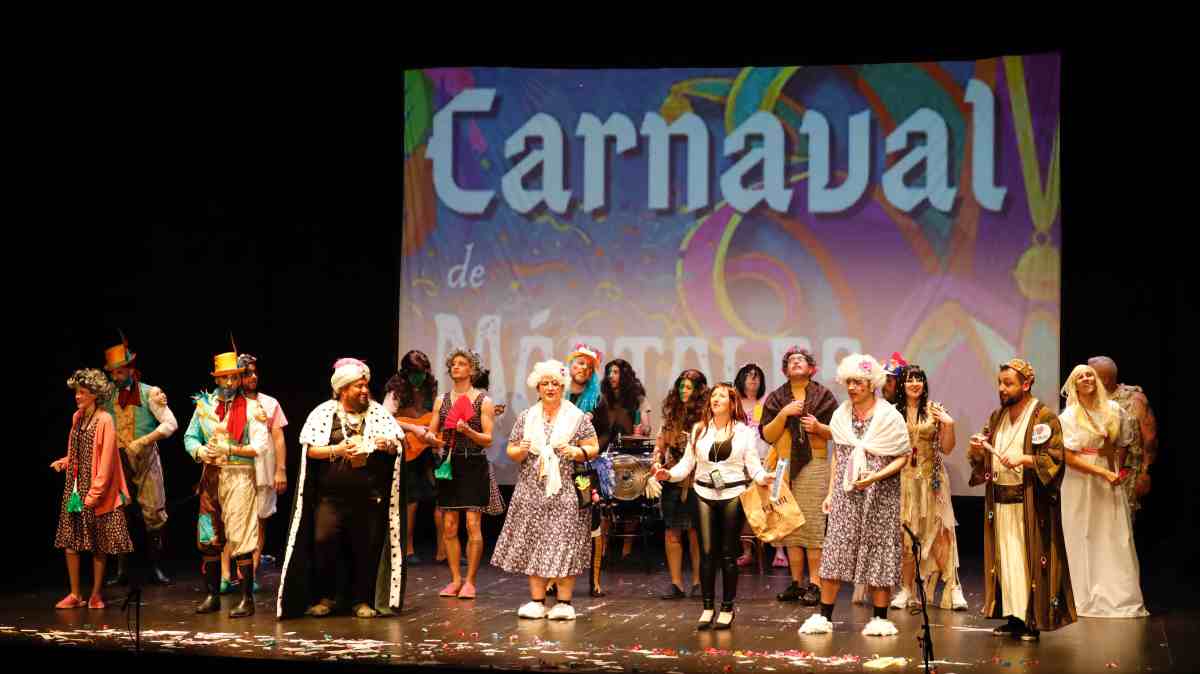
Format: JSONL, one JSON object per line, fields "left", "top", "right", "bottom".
{"left": 851, "top": 583, "right": 868, "bottom": 605}
{"left": 798, "top": 613, "right": 833, "bottom": 634}
{"left": 889, "top": 587, "right": 910, "bottom": 609}
{"left": 517, "top": 601, "right": 546, "bottom": 619}
{"left": 546, "top": 603, "right": 576, "bottom": 621}
{"left": 949, "top": 585, "right": 968, "bottom": 610}
{"left": 862, "top": 617, "right": 899, "bottom": 636}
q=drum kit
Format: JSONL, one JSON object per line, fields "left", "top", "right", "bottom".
{"left": 597, "top": 433, "right": 660, "bottom": 572}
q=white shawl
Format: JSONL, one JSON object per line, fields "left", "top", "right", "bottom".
{"left": 829, "top": 399, "right": 910, "bottom": 492}
{"left": 523, "top": 399, "right": 584, "bottom": 497}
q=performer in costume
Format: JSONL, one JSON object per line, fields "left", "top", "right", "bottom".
{"left": 967, "top": 358, "right": 1076, "bottom": 641}
{"left": 880, "top": 352, "right": 907, "bottom": 406}
{"left": 385, "top": 350, "right": 444, "bottom": 566}
{"left": 855, "top": 352, "right": 907, "bottom": 606}
{"left": 53, "top": 369, "right": 132, "bottom": 609}
{"left": 655, "top": 369, "right": 708, "bottom": 599}
{"left": 492, "top": 360, "right": 599, "bottom": 621}
{"left": 1059, "top": 364, "right": 1147, "bottom": 617}
{"left": 732, "top": 363, "right": 780, "bottom": 568}
{"left": 761, "top": 347, "right": 838, "bottom": 606}
{"left": 216, "top": 353, "right": 288, "bottom": 594}
{"left": 429, "top": 348, "right": 497, "bottom": 600}
{"left": 603, "top": 358, "right": 651, "bottom": 438}
{"left": 565, "top": 343, "right": 610, "bottom": 597}
{"left": 183, "top": 351, "right": 271, "bottom": 617}
{"left": 654, "top": 382, "right": 773, "bottom": 629}
{"left": 277, "top": 358, "right": 405, "bottom": 619}
{"left": 799, "top": 354, "right": 910, "bottom": 637}
{"left": 1088, "top": 356, "right": 1157, "bottom": 520}
{"left": 891, "top": 364, "right": 968, "bottom": 611}
{"left": 601, "top": 358, "right": 651, "bottom": 561}
{"left": 102, "top": 336, "right": 177, "bottom": 587}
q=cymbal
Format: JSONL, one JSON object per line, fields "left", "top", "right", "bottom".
{"left": 611, "top": 454, "right": 653, "bottom": 501}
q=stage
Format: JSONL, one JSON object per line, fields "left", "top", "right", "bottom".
{"left": 0, "top": 551, "right": 1184, "bottom": 673}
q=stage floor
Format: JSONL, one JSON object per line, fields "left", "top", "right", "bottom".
{"left": 0, "top": 556, "right": 1183, "bottom": 673}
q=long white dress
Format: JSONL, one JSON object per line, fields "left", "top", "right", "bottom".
{"left": 1059, "top": 401, "right": 1148, "bottom": 618}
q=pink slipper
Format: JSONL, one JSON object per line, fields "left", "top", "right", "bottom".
{"left": 457, "top": 582, "right": 476, "bottom": 599}
{"left": 55, "top": 594, "right": 84, "bottom": 609}
{"left": 439, "top": 582, "right": 463, "bottom": 597}
{"left": 87, "top": 595, "right": 106, "bottom": 609}
{"left": 772, "top": 552, "right": 789, "bottom": 568}
{"left": 736, "top": 554, "right": 753, "bottom": 567}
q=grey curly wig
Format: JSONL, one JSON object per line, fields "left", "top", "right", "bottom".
{"left": 68, "top": 368, "right": 115, "bottom": 404}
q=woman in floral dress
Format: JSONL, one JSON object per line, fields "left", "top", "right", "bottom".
{"left": 799, "top": 354, "right": 910, "bottom": 637}
{"left": 52, "top": 369, "right": 132, "bottom": 609}
{"left": 491, "top": 360, "right": 599, "bottom": 621}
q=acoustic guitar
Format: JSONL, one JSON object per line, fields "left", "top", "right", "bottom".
{"left": 396, "top": 411, "right": 435, "bottom": 462}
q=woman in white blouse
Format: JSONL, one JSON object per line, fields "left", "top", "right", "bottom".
{"left": 654, "top": 383, "right": 774, "bottom": 630}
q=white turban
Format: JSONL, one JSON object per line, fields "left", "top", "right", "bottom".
{"left": 331, "top": 357, "right": 371, "bottom": 393}
{"left": 526, "top": 359, "right": 569, "bottom": 390}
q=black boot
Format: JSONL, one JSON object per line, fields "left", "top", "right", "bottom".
{"left": 776, "top": 580, "right": 803, "bottom": 602}
{"left": 196, "top": 561, "right": 221, "bottom": 614}
{"left": 104, "top": 554, "right": 128, "bottom": 587}
{"left": 230, "top": 559, "right": 255, "bottom": 618}
{"left": 147, "top": 530, "right": 173, "bottom": 585}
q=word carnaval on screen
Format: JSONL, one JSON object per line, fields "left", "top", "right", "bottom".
{"left": 426, "top": 81, "right": 1010, "bottom": 217}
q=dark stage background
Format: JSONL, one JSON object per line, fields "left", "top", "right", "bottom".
{"left": 16, "top": 49, "right": 1195, "bottom": 616}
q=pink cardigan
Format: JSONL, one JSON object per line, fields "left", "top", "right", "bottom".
{"left": 64, "top": 410, "right": 130, "bottom": 516}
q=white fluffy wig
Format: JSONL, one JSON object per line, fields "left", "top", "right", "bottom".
{"left": 526, "top": 359, "right": 569, "bottom": 390}
{"left": 835, "top": 353, "right": 887, "bottom": 390}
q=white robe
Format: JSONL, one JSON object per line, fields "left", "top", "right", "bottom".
{"left": 1060, "top": 401, "right": 1148, "bottom": 618}
{"left": 992, "top": 399, "right": 1037, "bottom": 621}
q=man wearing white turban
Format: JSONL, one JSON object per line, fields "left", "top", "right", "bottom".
{"left": 277, "top": 358, "right": 406, "bottom": 619}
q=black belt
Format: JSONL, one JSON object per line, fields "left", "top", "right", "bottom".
{"left": 992, "top": 483, "right": 1024, "bottom": 504}
{"left": 695, "top": 479, "right": 749, "bottom": 490}
{"left": 449, "top": 447, "right": 488, "bottom": 458}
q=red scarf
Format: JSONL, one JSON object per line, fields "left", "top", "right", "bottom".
{"left": 215, "top": 394, "right": 248, "bottom": 445}
{"left": 117, "top": 372, "right": 142, "bottom": 408}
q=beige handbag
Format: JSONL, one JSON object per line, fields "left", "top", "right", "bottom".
{"left": 740, "top": 481, "right": 805, "bottom": 543}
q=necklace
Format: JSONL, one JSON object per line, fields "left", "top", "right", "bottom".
{"left": 997, "top": 400, "right": 1032, "bottom": 472}
{"left": 337, "top": 404, "right": 366, "bottom": 441}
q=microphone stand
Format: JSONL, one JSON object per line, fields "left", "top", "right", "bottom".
{"left": 903, "top": 523, "right": 933, "bottom": 672}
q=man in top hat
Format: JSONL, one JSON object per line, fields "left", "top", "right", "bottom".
{"left": 182, "top": 350, "right": 272, "bottom": 618}
{"left": 564, "top": 343, "right": 611, "bottom": 597}
{"left": 217, "top": 353, "right": 289, "bottom": 594}
{"left": 968, "top": 358, "right": 1075, "bottom": 641}
{"left": 102, "top": 335, "right": 178, "bottom": 587}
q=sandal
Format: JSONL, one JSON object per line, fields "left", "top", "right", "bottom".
{"left": 55, "top": 593, "right": 84, "bottom": 609}
{"left": 305, "top": 598, "right": 335, "bottom": 617}
{"left": 439, "top": 581, "right": 463, "bottom": 597}
{"left": 354, "top": 603, "right": 378, "bottom": 618}
{"left": 87, "top": 595, "right": 106, "bottom": 609}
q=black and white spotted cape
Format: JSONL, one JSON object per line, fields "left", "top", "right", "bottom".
{"left": 276, "top": 399, "right": 407, "bottom": 618}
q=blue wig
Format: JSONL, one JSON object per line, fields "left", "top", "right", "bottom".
{"left": 573, "top": 371, "right": 602, "bottom": 414}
